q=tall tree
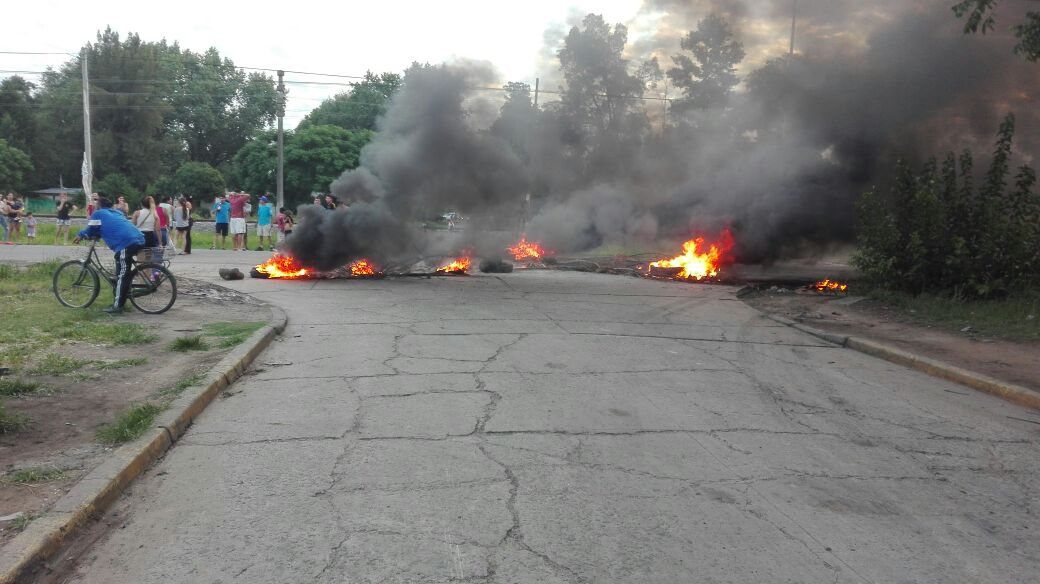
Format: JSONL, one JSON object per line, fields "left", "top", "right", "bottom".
{"left": 0, "top": 76, "right": 39, "bottom": 161}
{"left": 667, "top": 14, "right": 746, "bottom": 116}
{"left": 0, "top": 139, "right": 33, "bottom": 192}
{"left": 298, "top": 71, "right": 402, "bottom": 132}
{"left": 285, "top": 125, "right": 372, "bottom": 205}
{"left": 167, "top": 47, "right": 277, "bottom": 168}
{"left": 953, "top": 0, "right": 1040, "bottom": 61}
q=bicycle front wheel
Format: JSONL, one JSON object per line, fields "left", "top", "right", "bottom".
{"left": 128, "top": 264, "right": 177, "bottom": 314}
{"left": 53, "top": 260, "right": 100, "bottom": 308}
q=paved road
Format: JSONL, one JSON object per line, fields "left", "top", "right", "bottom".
{"left": 3, "top": 247, "right": 1039, "bottom": 583}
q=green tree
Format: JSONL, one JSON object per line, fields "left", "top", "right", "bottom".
{"left": 0, "top": 76, "right": 39, "bottom": 164}
{"left": 173, "top": 161, "right": 225, "bottom": 203}
{"left": 298, "top": 71, "right": 402, "bottom": 132}
{"left": 0, "top": 139, "right": 33, "bottom": 192}
{"left": 166, "top": 48, "right": 278, "bottom": 168}
{"left": 284, "top": 125, "right": 372, "bottom": 206}
{"left": 667, "top": 14, "right": 746, "bottom": 116}
{"left": 953, "top": 0, "right": 1040, "bottom": 61}
{"left": 95, "top": 172, "right": 140, "bottom": 204}
{"left": 231, "top": 130, "right": 279, "bottom": 196}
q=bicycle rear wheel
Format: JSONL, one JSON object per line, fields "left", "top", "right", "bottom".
{"left": 128, "top": 264, "right": 177, "bottom": 314}
{"left": 53, "top": 260, "right": 100, "bottom": 308}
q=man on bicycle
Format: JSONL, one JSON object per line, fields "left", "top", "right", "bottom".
{"left": 73, "top": 196, "right": 145, "bottom": 315}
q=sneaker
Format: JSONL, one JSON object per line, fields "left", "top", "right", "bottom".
{"left": 103, "top": 306, "right": 124, "bottom": 315}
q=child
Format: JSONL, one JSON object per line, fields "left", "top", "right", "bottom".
{"left": 25, "top": 212, "right": 37, "bottom": 241}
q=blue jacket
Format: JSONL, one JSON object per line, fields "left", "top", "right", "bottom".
{"left": 213, "top": 201, "right": 230, "bottom": 224}
{"left": 78, "top": 208, "right": 145, "bottom": 253}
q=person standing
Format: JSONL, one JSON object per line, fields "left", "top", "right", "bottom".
{"left": 227, "top": 191, "right": 250, "bottom": 251}
{"left": 55, "top": 192, "right": 78, "bottom": 245}
{"left": 182, "top": 196, "right": 194, "bottom": 255}
{"left": 172, "top": 196, "right": 190, "bottom": 250}
{"left": 6, "top": 194, "right": 23, "bottom": 244}
{"left": 212, "top": 195, "right": 230, "bottom": 250}
{"left": 114, "top": 196, "right": 130, "bottom": 216}
{"left": 131, "top": 196, "right": 161, "bottom": 248}
{"left": 73, "top": 196, "right": 145, "bottom": 315}
{"left": 25, "top": 212, "right": 37, "bottom": 241}
{"left": 158, "top": 196, "right": 173, "bottom": 247}
{"left": 0, "top": 196, "right": 8, "bottom": 243}
{"left": 254, "top": 196, "right": 274, "bottom": 251}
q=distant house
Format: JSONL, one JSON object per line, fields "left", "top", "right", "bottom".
{"left": 28, "top": 188, "right": 85, "bottom": 214}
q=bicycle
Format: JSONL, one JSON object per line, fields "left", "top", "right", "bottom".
{"left": 52, "top": 238, "right": 177, "bottom": 314}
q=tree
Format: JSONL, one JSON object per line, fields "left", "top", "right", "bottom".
{"left": 490, "top": 82, "right": 538, "bottom": 163}
{"left": 95, "top": 172, "right": 140, "bottom": 204}
{"left": 953, "top": 0, "right": 1040, "bottom": 61}
{"left": 173, "top": 161, "right": 226, "bottom": 202}
{"left": 298, "top": 71, "right": 402, "bottom": 132}
{"left": 231, "top": 130, "right": 279, "bottom": 196}
{"left": 667, "top": 14, "right": 746, "bottom": 116}
{"left": 555, "top": 14, "right": 654, "bottom": 181}
{"left": 0, "top": 139, "right": 33, "bottom": 192}
{"left": 284, "top": 125, "right": 372, "bottom": 206}
{"left": 166, "top": 47, "right": 278, "bottom": 168}
{"left": 0, "top": 76, "right": 39, "bottom": 162}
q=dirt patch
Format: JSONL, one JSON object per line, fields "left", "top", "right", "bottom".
{"left": 743, "top": 288, "right": 1040, "bottom": 393}
{"left": 0, "top": 278, "right": 269, "bottom": 545}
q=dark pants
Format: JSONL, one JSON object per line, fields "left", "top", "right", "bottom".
{"left": 113, "top": 243, "right": 143, "bottom": 308}
{"left": 184, "top": 225, "right": 192, "bottom": 254}
{"left": 143, "top": 231, "right": 159, "bottom": 248}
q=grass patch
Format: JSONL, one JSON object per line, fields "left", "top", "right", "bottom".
{"left": 2, "top": 468, "right": 66, "bottom": 485}
{"left": 203, "top": 321, "right": 265, "bottom": 348}
{"left": 868, "top": 288, "right": 1040, "bottom": 342}
{"left": 0, "top": 262, "right": 155, "bottom": 368}
{"left": 93, "top": 357, "right": 148, "bottom": 370}
{"left": 0, "top": 401, "right": 30, "bottom": 433}
{"left": 169, "top": 335, "right": 209, "bottom": 352}
{"left": 0, "top": 379, "right": 43, "bottom": 397}
{"left": 159, "top": 373, "right": 206, "bottom": 400}
{"left": 10, "top": 513, "right": 34, "bottom": 531}
{"left": 27, "top": 354, "right": 94, "bottom": 376}
{"left": 96, "top": 403, "right": 164, "bottom": 446}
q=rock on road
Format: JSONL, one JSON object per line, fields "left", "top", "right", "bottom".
{"left": 3, "top": 247, "right": 1038, "bottom": 583}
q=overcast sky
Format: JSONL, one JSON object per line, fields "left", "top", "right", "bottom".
{"left": 2, "top": 0, "right": 660, "bottom": 127}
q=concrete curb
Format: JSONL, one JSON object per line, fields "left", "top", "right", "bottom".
{"left": 0, "top": 305, "right": 288, "bottom": 584}
{"left": 765, "top": 314, "right": 1040, "bottom": 411}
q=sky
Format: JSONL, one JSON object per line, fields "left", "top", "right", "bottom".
{"left": 1, "top": 0, "right": 653, "bottom": 127}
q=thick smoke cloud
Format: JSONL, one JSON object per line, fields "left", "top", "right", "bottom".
{"left": 287, "top": 1, "right": 1038, "bottom": 269}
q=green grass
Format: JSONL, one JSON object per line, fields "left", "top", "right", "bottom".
{"left": 96, "top": 403, "right": 164, "bottom": 446}
{"left": 27, "top": 354, "right": 94, "bottom": 376}
{"left": 202, "top": 321, "right": 265, "bottom": 347}
{"left": 158, "top": 372, "right": 206, "bottom": 400}
{"left": 0, "top": 262, "right": 157, "bottom": 368}
{"left": 0, "top": 401, "right": 30, "bottom": 433}
{"left": 18, "top": 221, "right": 267, "bottom": 252}
{"left": 0, "top": 379, "right": 43, "bottom": 397}
{"left": 93, "top": 357, "right": 148, "bottom": 370}
{"left": 169, "top": 335, "right": 208, "bottom": 352}
{"left": 868, "top": 288, "right": 1040, "bottom": 342}
{"left": 2, "top": 468, "right": 66, "bottom": 485}
{"left": 10, "top": 513, "right": 34, "bottom": 531}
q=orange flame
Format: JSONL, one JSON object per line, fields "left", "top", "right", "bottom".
{"left": 812, "top": 279, "right": 848, "bottom": 293}
{"left": 435, "top": 257, "right": 472, "bottom": 273}
{"left": 254, "top": 254, "right": 310, "bottom": 279}
{"left": 649, "top": 230, "right": 733, "bottom": 281}
{"left": 350, "top": 259, "right": 377, "bottom": 276}
{"left": 508, "top": 235, "right": 550, "bottom": 261}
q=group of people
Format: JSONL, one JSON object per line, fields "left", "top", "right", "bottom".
{"left": 0, "top": 193, "right": 37, "bottom": 244}
{"left": 210, "top": 192, "right": 294, "bottom": 251}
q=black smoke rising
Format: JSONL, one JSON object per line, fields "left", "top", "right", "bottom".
{"left": 523, "top": 1, "right": 1039, "bottom": 261}
{"left": 285, "top": 61, "right": 529, "bottom": 270}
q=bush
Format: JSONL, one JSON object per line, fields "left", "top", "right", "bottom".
{"left": 854, "top": 114, "right": 1039, "bottom": 298}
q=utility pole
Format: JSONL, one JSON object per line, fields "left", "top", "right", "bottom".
{"left": 276, "top": 70, "right": 286, "bottom": 211}
{"left": 533, "top": 77, "right": 539, "bottom": 109}
{"left": 81, "top": 46, "right": 93, "bottom": 208}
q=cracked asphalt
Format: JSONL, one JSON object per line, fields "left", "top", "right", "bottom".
{"left": 7, "top": 248, "right": 1036, "bottom": 584}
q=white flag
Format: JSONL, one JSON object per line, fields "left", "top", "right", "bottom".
{"left": 81, "top": 153, "right": 92, "bottom": 207}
